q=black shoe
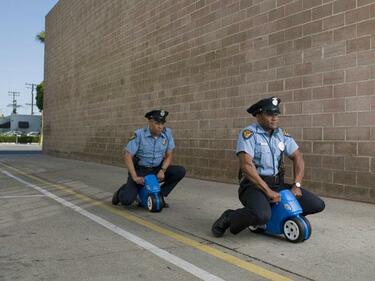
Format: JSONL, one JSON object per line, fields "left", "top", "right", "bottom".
{"left": 136, "top": 198, "right": 142, "bottom": 207}
{"left": 112, "top": 190, "right": 120, "bottom": 205}
{"left": 161, "top": 195, "right": 169, "bottom": 208}
{"left": 211, "top": 210, "right": 233, "bottom": 237}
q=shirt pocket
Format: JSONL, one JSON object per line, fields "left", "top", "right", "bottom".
{"left": 257, "top": 144, "right": 272, "bottom": 168}
{"left": 254, "top": 144, "right": 262, "bottom": 159}
{"left": 155, "top": 139, "right": 168, "bottom": 154}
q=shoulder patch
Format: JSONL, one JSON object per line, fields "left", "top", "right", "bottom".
{"left": 283, "top": 129, "right": 292, "bottom": 137}
{"left": 242, "top": 129, "right": 253, "bottom": 140}
{"left": 128, "top": 132, "right": 137, "bottom": 141}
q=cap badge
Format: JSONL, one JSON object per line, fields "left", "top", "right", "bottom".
{"left": 160, "top": 110, "right": 165, "bottom": 116}
{"left": 272, "top": 97, "right": 278, "bottom": 106}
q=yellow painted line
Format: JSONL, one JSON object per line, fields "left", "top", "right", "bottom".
{"left": 1, "top": 163, "right": 293, "bottom": 281}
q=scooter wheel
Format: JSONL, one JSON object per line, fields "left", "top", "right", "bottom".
{"left": 300, "top": 216, "right": 312, "bottom": 240}
{"left": 283, "top": 217, "right": 307, "bottom": 243}
{"left": 147, "top": 194, "right": 162, "bottom": 212}
{"left": 248, "top": 225, "right": 266, "bottom": 233}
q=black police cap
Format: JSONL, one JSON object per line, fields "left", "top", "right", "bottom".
{"left": 145, "top": 109, "right": 169, "bottom": 122}
{"left": 247, "top": 97, "right": 281, "bottom": 116}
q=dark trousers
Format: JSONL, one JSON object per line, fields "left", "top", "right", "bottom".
{"left": 229, "top": 178, "right": 325, "bottom": 235}
{"left": 118, "top": 165, "right": 186, "bottom": 206}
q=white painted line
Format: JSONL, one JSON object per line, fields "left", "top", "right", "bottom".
{"left": 0, "top": 195, "right": 47, "bottom": 199}
{"left": 2, "top": 170, "right": 226, "bottom": 281}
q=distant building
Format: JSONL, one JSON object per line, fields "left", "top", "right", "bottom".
{"left": 0, "top": 113, "right": 41, "bottom": 133}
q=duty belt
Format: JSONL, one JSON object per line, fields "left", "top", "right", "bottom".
{"left": 137, "top": 165, "right": 159, "bottom": 172}
{"left": 239, "top": 174, "right": 282, "bottom": 186}
{"left": 260, "top": 175, "right": 282, "bottom": 185}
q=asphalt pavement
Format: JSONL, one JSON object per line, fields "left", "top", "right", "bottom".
{"left": 0, "top": 143, "right": 374, "bottom": 281}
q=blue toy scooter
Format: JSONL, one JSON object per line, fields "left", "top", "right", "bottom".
{"left": 137, "top": 174, "right": 164, "bottom": 212}
{"left": 249, "top": 189, "right": 311, "bottom": 243}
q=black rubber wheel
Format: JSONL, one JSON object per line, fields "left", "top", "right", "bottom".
{"left": 300, "top": 216, "right": 312, "bottom": 240}
{"left": 283, "top": 217, "right": 307, "bottom": 243}
{"left": 147, "top": 194, "right": 162, "bottom": 212}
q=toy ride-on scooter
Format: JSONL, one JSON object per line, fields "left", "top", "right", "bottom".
{"left": 137, "top": 174, "right": 164, "bottom": 212}
{"left": 249, "top": 189, "right": 311, "bottom": 243}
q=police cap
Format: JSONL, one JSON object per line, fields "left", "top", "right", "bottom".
{"left": 145, "top": 109, "right": 169, "bottom": 123}
{"left": 247, "top": 97, "right": 281, "bottom": 117}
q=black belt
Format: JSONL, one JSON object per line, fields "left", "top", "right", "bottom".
{"left": 260, "top": 175, "right": 282, "bottom": 185}
{"left": 239, "top": 174, "right": 283, "bottom": 199}
{"left": 137, "top": 165, "right": 159, "bottom": 171}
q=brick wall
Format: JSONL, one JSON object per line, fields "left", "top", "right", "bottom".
{"left": 44, "top": 0, "right": 375, "bottom": 203}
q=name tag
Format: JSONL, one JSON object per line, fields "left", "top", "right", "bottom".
{"left": 260, "top": 142, "right": 268, "bottom": 146}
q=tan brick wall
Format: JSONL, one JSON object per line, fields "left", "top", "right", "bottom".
{"left": 44, "top": 0, "right": 375, "bottom": 203}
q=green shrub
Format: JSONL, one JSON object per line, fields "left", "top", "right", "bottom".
{"left": 0, "top": 135, "right": 40, "bottom": 143}
{"left": 0, "top": 135, "right": 16, "bottom": 142}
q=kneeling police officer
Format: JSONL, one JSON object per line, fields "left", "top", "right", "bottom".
{"left": 112, "top": 109, "right": 186, "bottom": 208}
{"left": 212, "top": 97, "right": 325, "bottom": 237}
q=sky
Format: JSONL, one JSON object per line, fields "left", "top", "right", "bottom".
{"left": 0, "top": 0, "right": 59, "bottom": 116}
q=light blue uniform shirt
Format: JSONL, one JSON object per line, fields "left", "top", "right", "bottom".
{"left": 236, "top": 123, "right": 298, "bottom": 176}
{"left": 125, "top": 127, "right": 175, "bottom": 167}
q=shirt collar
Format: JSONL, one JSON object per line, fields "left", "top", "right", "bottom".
{"left": 255, "top": 123, "right": 267, "bottom": 134}
{"left": 255, "top": 123, "right": 278, "bottom": 136}
{"left": 144, "top": 127, "right": 166, "bottom": 138}
{"left": 144, "top": 127, "right": 152, "bottom": 137}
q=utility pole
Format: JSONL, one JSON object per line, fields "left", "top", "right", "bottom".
{"left": 25, "top": 83, "right": 37, "bottom": 115}
{"left": 8, "top": 91, "right": 20, "bottom": 114}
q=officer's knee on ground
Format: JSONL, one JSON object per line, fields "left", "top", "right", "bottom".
{"left": 229, "top": 208, "right": 271, "bottom": 235}
{"left": 120, "top": 198, "right": 134, "bottom": 206}
{"left": 118, "top": 191, "right": 136, "bottom": 206}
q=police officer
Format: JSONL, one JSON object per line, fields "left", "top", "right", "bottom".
{"left": 212, "top": 97, "right": 325, "bottom": 237}
{"left": 112, "top": 109, "right": 186, "bottom": 208}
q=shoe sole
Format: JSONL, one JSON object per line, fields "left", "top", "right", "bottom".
{"left": 112, "top": 191, "right": 119, "bottom": 205}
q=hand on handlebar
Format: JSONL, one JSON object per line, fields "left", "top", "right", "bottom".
{"left": 291, "top": 185, "right": 302, "bottom": 198}
{"left": 133, "top": 176, "right": 144, "bottom": 185}
{"left": 157, "top": 170, "right": 165, "bottom": 182}
{"left": 267, "top": 189, "right": 281, "bottom": 203}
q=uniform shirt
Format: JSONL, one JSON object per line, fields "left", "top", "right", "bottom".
{"left": 124, "top": 127, "right": 175, "bottom": 167}
{"left": 236, "top": 123, "right": 298, "bottom": 176}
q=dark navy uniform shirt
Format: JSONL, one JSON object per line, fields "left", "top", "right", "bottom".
{"left": 236, "top": 123, "right": 298, "bottom": 176}
{"left": 124, "top": 127, "right": 175, "bottom": 167}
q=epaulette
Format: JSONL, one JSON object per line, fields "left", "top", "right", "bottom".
{"left": 242, "top": 129, "right": 254, "bottom": 140}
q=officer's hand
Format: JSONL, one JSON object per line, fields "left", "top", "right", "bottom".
{"left": 291, "top": 186, "right": 302, "bottom": 198}
{"left": 267, "top": 190, "right": 281, "bottom": 203}
{"left": 157, "top": 170, "right": 165, "bottom": 182}
{"left": 133, "top": 176, "right": 144, "bottom": 185}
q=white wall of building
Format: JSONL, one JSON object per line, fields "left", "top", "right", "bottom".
{"left": 9, "top": 114, "right": 41, "bottom": 133}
